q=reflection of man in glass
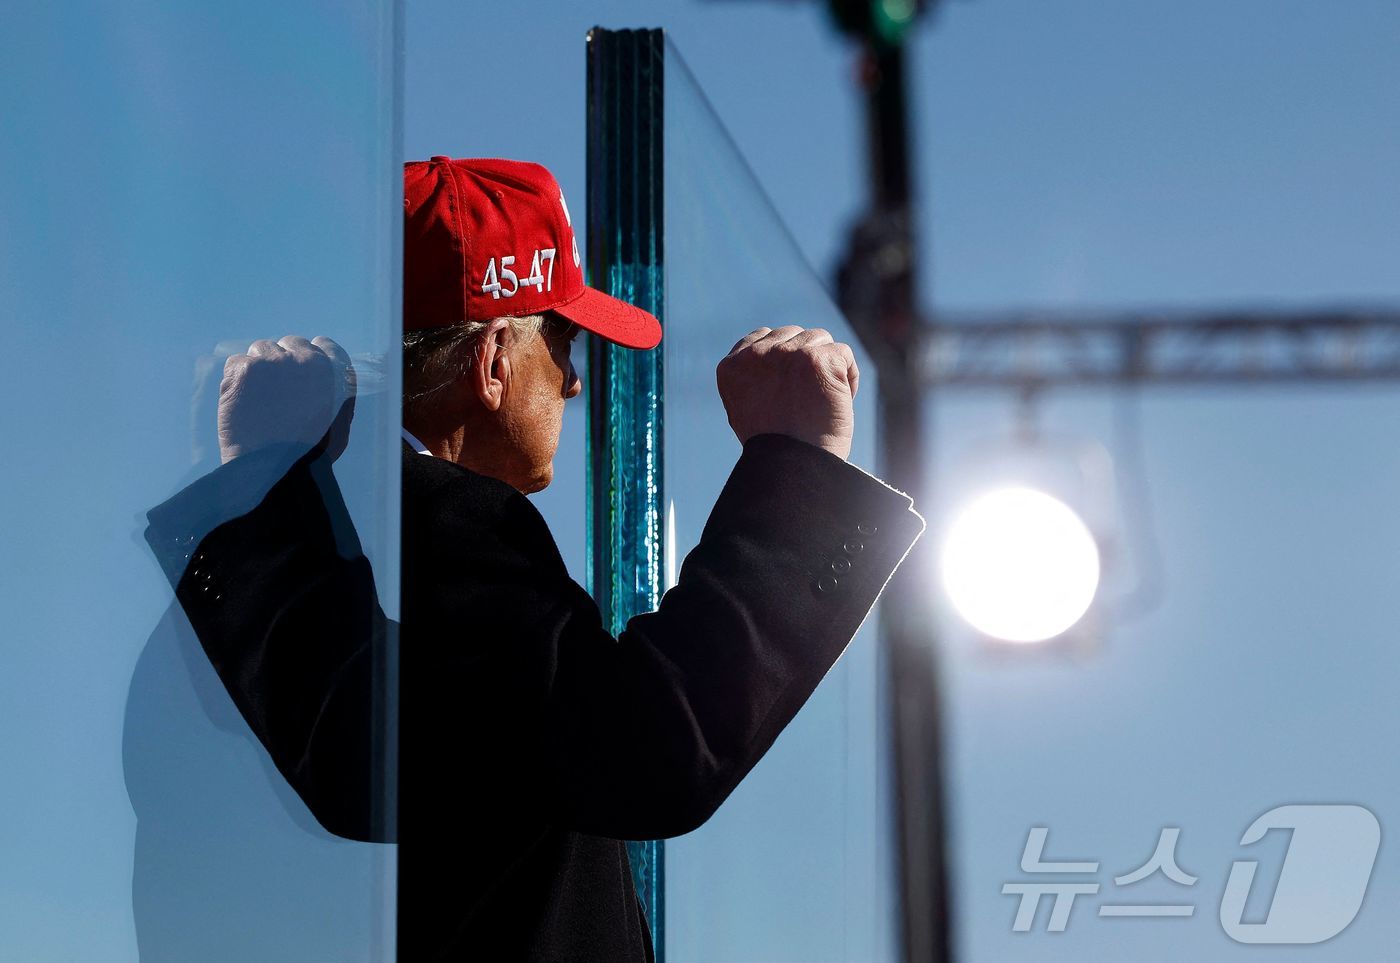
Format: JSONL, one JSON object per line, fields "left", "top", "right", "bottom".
{"left": 146, "top": 157, "right": 925, "bottom": 960}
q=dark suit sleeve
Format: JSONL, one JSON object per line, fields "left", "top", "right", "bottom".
{"left": 145, "top": 445, "right": 395, "bottom": 843}
{"left": 412, "top": 433, "right": 925, "bottom": 841}
{"left": 148, "top": 433, "right": 922, "bottom": 846}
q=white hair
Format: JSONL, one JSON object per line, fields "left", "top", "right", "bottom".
{"left": 402, "top": 314, "right": 546, "bottom": 420}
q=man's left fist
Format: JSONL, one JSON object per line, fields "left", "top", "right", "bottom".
{"left": 218, "top": 336, "right": 356, "bottom": 464}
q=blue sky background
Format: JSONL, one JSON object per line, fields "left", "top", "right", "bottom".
{"left": 417, "top": 1, "right": 1400, "bottom": 960}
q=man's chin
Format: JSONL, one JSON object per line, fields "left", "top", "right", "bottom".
{"left": 522, "top": 464, "right": 554, "bottom": 495}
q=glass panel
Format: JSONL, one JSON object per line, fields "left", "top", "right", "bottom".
{"left": 660, "top": 39, "right": 896, "bottom": 963}
{"left": 0, "top": 3, "right": 400, "bottom": 959}
{"left": 584, "top": 27, "right": 668, "bottom": 941}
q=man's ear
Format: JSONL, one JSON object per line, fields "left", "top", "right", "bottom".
{"left": 471, "top": 319, "right": 512, "bottom": 412}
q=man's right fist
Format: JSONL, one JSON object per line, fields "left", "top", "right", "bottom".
{"left": 218, "top": 336, "right": 356, "bottom": 464}
{"left": 716, "top": 325, "right": 859, "bottom": 462}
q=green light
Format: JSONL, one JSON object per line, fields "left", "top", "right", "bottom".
{"left": 881, "top": 0, "right": 917, "bottom": 22}
{"left": 874, "top": 0, "right": 918, "bottom": 44}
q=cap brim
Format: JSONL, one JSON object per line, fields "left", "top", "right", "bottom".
{"left": 551, "top": 286, "right": 662, "bottom": 350}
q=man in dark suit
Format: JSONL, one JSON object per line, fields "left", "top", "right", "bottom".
{"left": 146, "top": 157, "right": 924, "bottom": 960}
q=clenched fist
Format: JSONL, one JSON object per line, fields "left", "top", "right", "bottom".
{"left": 717, "top": 325, "right": 859, "bottom": 461}
{"left": 219, "top": 335, "right": 357, "bottom": 464}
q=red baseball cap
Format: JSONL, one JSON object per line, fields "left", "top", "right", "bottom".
{"left": 403, "top": 156, "right": 662, "bottom": 349}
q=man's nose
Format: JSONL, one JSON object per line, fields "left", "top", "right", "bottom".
{"left": 565, "top": 362, "right": 582, "bottom": 399}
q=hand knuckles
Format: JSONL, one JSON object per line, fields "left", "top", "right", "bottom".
{"left": 311, "top": 336, "right": 348, "bottom": 360}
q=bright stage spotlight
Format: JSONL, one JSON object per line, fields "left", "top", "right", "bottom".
{"left": 940, "top": 486, "right": 1101, "bottom": 644}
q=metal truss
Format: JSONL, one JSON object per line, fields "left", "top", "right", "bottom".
{"left": 916, "top": 309, "right": 1400, "bottom": 389}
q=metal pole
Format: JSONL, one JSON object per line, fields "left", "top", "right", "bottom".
{"left": 837, "top": 37, "right": 954, "bottom": 963}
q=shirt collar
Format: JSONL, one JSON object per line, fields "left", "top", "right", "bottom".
{"left": 401, "top": 427, "right": 432, "bottom": 456}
